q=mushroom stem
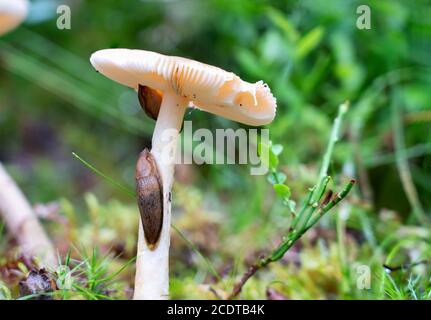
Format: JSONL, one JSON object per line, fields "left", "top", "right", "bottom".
{"left": 134, "top": 92, "right": 186, "bottom": 300}
{"left": 0, "top": 163, "right": 57, "bottom": 269}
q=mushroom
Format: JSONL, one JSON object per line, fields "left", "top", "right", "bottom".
{"left": 90, "top": 49, "right": 277, "bottom": 299}
{"left": 0, "top": 0, "right": 28, "bottom": 35}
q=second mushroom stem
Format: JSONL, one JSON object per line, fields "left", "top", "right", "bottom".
{"left": 133, "top": 93, "right": 187, "bottom": 300}
{"left": 0, "top": 163, "right": 57, "bottom": 269}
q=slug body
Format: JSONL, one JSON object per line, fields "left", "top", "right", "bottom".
{"left": 136, "top": 148, "right": 163, "bottom": 249}
{"left": 138, "top": 85, "right": 163, "bottom": 121}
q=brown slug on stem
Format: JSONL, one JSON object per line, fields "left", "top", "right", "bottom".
{"left": 138, "top": 85, "right": 163, "bottom": 121}
{"left": 136, "top": 148, "right": 163, "bottom": 249}
{"left": 138, "top": 84, "right": 184, "bottom": 132}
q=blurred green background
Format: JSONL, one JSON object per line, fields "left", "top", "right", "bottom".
{"left": 1, "top": 0, "right": 431, "bottom": 299}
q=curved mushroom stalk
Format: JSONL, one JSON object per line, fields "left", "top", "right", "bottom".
{"left": 0, "top": 164, "right": 57, "bottom": 269}
{"left": 134, "top": 93, "right": 186, "bottom": 300}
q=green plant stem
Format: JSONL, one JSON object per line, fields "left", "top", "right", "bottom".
{"left": 289, "top": 186, "right": 314, "bottom": 230}
{"left": 304, "top": 179, "right": 355, "bottom": 230}
{"left": 228, "top": 179, "right": 354, "bottom": 299}
{"left": 296, "top": 176, "right": 331, "bottom": 231}
{"left": 228, "top": 102, "right": 352, "bottom": 300}
{"left": 311, "top": 102, "right": 349, "bottom": 204}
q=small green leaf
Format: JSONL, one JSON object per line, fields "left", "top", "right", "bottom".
{"left": 274, "top": 184, "right": 291, "bottom": 199}
{"left": 269, "top": 152, "right": 279, "bottom": 171}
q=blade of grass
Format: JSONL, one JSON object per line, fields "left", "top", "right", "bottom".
{"left": 72, "top": 152, "right": 134, "bottom": 197}
{"left": 98, "top": 256, "right": 137, "bottom": 284}
{"left": 311, "top": 101, "right": 349, "bottom": 204}
{"left": 391, "top": 92, "right": 428, "bottom": 224}
{"left": 172, "top": 224, "right": 221, "bottom": 281}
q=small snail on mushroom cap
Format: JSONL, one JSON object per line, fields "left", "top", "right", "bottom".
{"left": 0, "top": 0, "right": 28, "bottom": 35}
{"left": 90, "top": 48, "right": 277, "bottom": 300}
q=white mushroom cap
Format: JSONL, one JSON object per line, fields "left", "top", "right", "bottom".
{"left": 0, "top": 0, "right": 28, "bottom": 35}
{"left": 90, "top": 49, "right": 276, "bottom": 126}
